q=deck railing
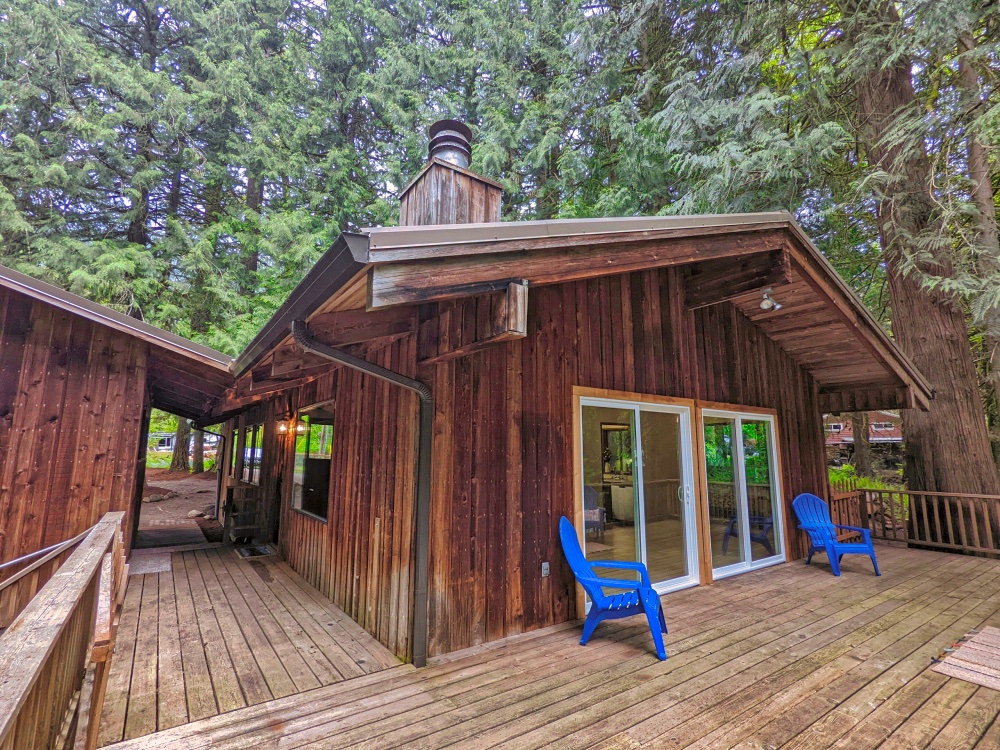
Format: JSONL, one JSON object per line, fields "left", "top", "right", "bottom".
{"left": 0, "top": 529, "right": 93, "bottom": 630}
{"left": 829, "top": 488, "right": 1000, "bottom": 558}
{"left": 0, "top": 512, "right": 127, "bottom": 750}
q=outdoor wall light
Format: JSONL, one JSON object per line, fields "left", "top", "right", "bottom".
{"left": 759, "top": 288, "right": 783, "bottom": 311}
{"left": 277, "top": 419, "right": 309, "bottom": 435}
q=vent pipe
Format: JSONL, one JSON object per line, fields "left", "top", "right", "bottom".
{"left": 428, "top": 119, "right": 472, "bottom": 169}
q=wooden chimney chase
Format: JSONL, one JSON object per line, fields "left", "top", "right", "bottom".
{"left": 399, "top": 119, "right": 503, "bottom": 227}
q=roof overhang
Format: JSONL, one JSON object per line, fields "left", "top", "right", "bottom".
{"left": 0, "top": 264, "right": 233, "bottom": 421}
{"left": 226, "top": 211, "right": 932, "bottom": 415}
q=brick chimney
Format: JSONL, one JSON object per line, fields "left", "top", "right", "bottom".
{"left": 399, "top": 119, "right": 502, "bottom": 226}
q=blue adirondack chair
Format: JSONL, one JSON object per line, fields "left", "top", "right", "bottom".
{"left": 558, "top": 516, "right": 668, "bottom": 660}
{"left": 792, "top": 493, "right": 881, "bottom": 577}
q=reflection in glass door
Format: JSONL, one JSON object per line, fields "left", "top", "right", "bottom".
{"left": 703, "top": 410, "right": 784, "bottom": 577}
{"left": 579, "top": 398, "right": 698, "bottom": 593}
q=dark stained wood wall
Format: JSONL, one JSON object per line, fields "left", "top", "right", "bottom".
{"left": 419, "top": 266, "right": 828, "bottom": 656}
{"left": 258, "top": 336, "right": 419, "bottom": 661}
{"left": 264, "top": 265, "right": 828, "bottom": 661}
{"left": 0, "top": 288, "right": 148, "bottom": 565}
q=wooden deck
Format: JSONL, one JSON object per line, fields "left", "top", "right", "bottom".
{"left": 97, "top": 546, "right": 399, "bottom": 746}
{"left": 103, "top": 545, "right": 1000, "bottom": 749}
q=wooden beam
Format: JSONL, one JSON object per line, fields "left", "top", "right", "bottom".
{"left": 268, "top": 307, "right": 416, "bottom": 377}
{"left": 419, "top": 280, "right": 528, "bottom": 366}
{"left": 309, "top": 307, "right": 416, "bottom": 344}
{"left": 369, "top": 230, "right": 788, "bottom": 309}
{"left": 269, "top": 348, "right": 330, "bottom": 378}
{"left": 684, "top": 249, "right": 791, "bottom": 309}
{"left": 818, "top": 386, "right": 912, "bottom": 414}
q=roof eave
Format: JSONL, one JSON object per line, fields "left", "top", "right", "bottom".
{"left": 231, "top": 233, "right": 370, "bottom": 377}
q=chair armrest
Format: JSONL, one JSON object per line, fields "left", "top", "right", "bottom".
{"left": 589, "top": 560, "right": 652, "bottom": 586}
{"left": 577, "top": 575, "right": 642, "bottom": 591}
{"left": 834, "top": 524, "right": 872, "bottom": 540}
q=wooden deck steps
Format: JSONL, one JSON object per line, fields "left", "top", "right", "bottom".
{"left": 103, "top": 546, "right": 1000, "bottom": 749}
{"left": 97, "top": 547, "right": 398, "bottom": 746}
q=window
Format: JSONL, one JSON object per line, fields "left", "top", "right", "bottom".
{"left": 240, "top": 423, "right": 263, "bottom": 484}
{"left": 292, "top": 403, "right": 335, "bottom": 521}
{"left": 578, "top": 397, "right": 698, "bottom": 593}
{"left": 825, "top": 423, "right": 843, "bottom": 433}
{"left": 872, "top": 422, "right": 893, "bottom": 431}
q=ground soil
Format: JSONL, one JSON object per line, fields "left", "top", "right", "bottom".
{"left": 135, "top": 472, "right": 224, "bottom": 548}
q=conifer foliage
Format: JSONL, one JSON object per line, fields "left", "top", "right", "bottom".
{"left": 2, "top": 0, "right": 999, "bottom": 489}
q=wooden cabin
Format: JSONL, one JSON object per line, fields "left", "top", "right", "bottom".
{"left": 204, "top": 121, "right": 932, "bottom": 666}
{"left": 0, "top": 265, "right": 232, "bottom": 571}
{"left": 0, "top": 119, "right": 932, "bottom": 670}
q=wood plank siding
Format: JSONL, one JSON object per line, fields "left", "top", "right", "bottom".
{"left": 421, "top": 267, "right": 826, "bottom": 656}
{"left": 250, "top": 265, "right": 827, "bottom": 661}
{"left": 0, "top": 287, "right": 148, "bottom": 565}
{"left": 232, "top": 335, "right": 420, "bottom": 661}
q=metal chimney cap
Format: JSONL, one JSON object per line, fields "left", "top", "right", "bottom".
{"left": 428, "top": 119, "right": 472, "bottom": 169}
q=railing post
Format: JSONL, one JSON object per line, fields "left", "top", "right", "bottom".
{"left": 858, "top": 489, "right": 871, "bottom": 535}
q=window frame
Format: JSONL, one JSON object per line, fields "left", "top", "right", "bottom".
{"left": 290, "top": 400, "right": 336, "bottom": 522}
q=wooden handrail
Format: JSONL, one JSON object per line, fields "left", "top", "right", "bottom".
{"left": 833, "top": 489, "right": 1000, "bottom": 558}
{"left": 0, "top": 526, "right": 94, "bottom": 590}
{"left": 0, "top": 511, "right": 125, "bottom": 750}
{"left": 865, "top": 488, "right": 1000, "bottom": 502}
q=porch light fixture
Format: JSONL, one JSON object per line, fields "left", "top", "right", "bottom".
{"left": 759, "top": 288, "right": 783, "bottom": 312}
{"left": 276, "top": 419, "right": 308, "bottom": 435}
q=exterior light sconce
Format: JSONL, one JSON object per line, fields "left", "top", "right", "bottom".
{"left": 759, "top": 288, "right": 783, "bottom": 312}
{"left": 277, "top": 419, "right": 309, "bottom": 435}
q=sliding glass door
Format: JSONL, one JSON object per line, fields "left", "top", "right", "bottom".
{"left": 579, "top": 398, "right": 698, "bottom": 593}
{"left": 703, "top": 410, "right": 784, "bottom": 577}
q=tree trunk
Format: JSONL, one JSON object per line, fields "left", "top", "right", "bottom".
{"left": 845, "top": 0, "right": 1000, "bottom": 496}
{"left": 852, "top": 412, "right": 873, "bottom": 478}
{"left": 958, "top": 32, "right": 1000, "bottom": 478}
{"left": 192, "top": 429, "right": 204, "bottom": 474}
{"left": 170, "top": 419, "right": 191, "bottom": 472}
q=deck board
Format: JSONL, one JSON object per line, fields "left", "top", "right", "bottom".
{"left": 97, "top": 546, "right": 398, "bottom": 745}
{"left": 103, "top": 546, "right": 1000, "bottom": 749}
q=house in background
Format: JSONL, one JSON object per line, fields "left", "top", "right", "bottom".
{"left": 824, "top": 410, "right": 904, "bottom": 467}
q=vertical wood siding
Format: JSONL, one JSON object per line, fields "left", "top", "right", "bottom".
{"left": 269, "top": 266, "right": 828, "bottom": 661}
{"left": 420, "top": 268, "right": 827, "bottom": 656}
{"left": 399, "top": 163, "right": 502, "bottom": 227}
{"left": 265, "top": 336, "right": 419, "bottom": 661}
{"left": 0, "top": 289, "right": 148, "bottom": 565}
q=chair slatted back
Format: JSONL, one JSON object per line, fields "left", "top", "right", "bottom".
{"left": 559, "top": 517, "right": 608, "bottom": 606}
{"left": 792, "top": 493, "right": 837, "bottom": 546}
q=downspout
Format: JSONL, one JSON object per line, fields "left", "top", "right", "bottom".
{"left": 291, "top": 320, "right": 434, "bottom": 667}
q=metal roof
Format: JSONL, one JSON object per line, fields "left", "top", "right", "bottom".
{"left": 363, "top": 211, "right": 790, "bottom": 252}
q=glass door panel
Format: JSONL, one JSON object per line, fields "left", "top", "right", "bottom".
{"left": 704, "top": 416, "right": 745, "bottom": 570}
{"left": 742, "top": 420, "right": 781, "bottom": 562}
{"left": 580, "top": 405, "right": 639, "bottom": 580}
{"left": 579, "top": 398, "right": 698, "bottom": 593}
{"left": 703, "top": 411, "right": 784, "bottom": 576}
{"left": 639, "top": 410, "right": 689, "bottom": 584}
